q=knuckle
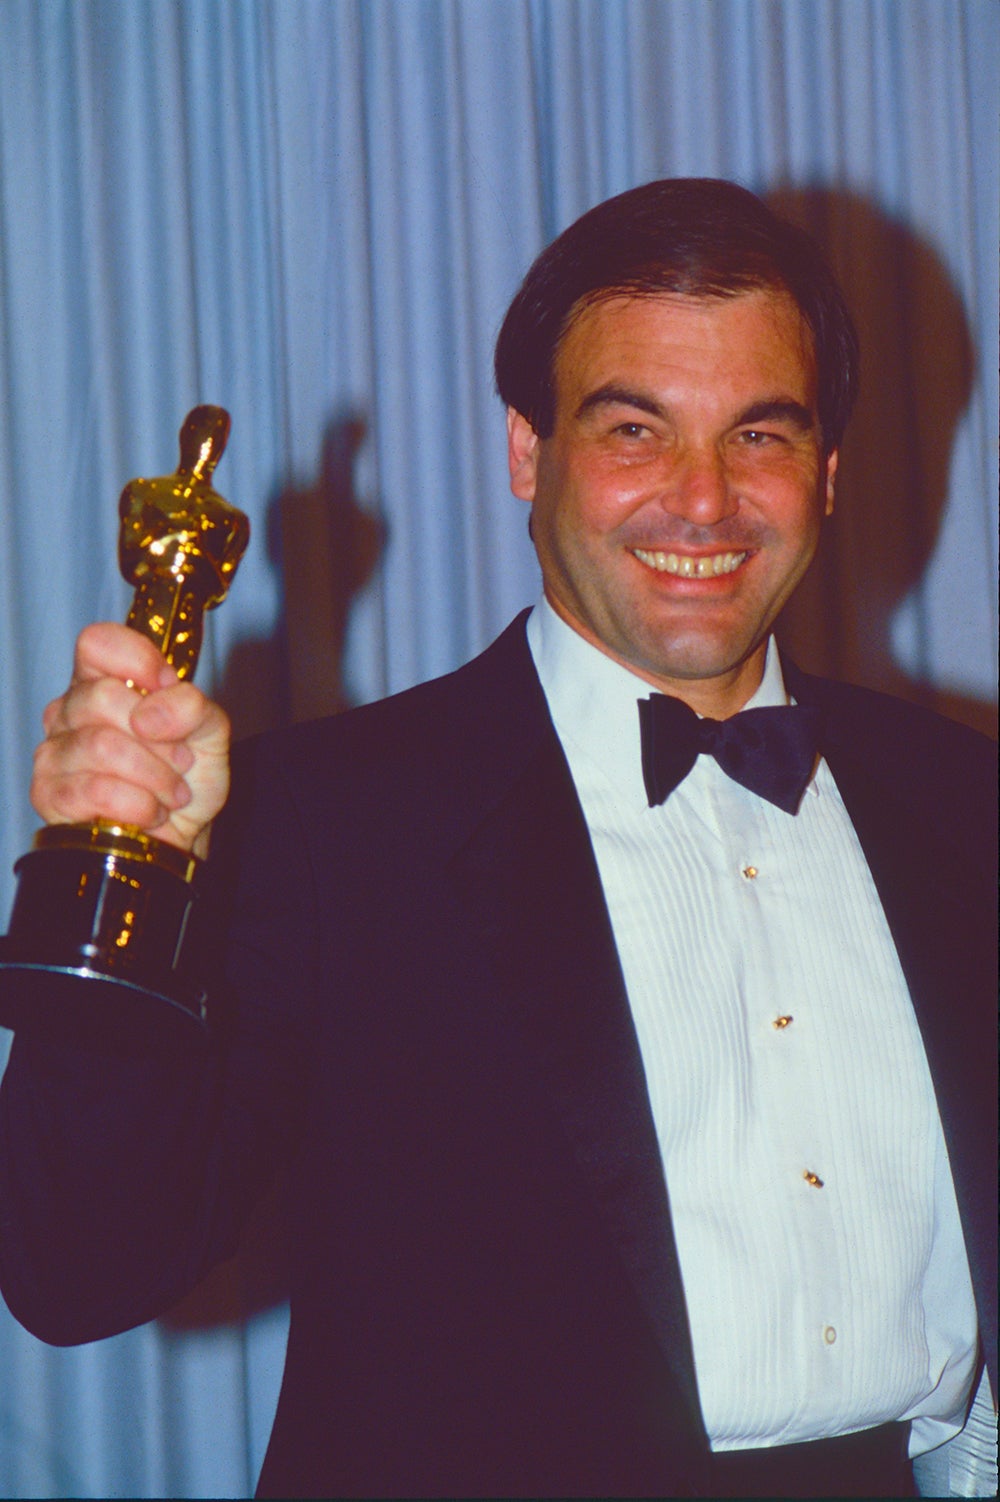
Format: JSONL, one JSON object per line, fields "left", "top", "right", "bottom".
{"left": 84, "top": 721, "right": 127, "bottom": 763}
{"left": 59, "top": 677, "right": 128, "bottom": 733}
{"left": 32, "top": 771, "right": 91, "bottom": 824}
{"left": 28, "top": 768, "right": 58, "bottom": 819}
{"left": 89, "top": 676, "right": 134, "bottom": 722}
{"left": 32, "top": 736, "right": 56, "bottom": 776}
{"left": 77, "top": 771, "right": 124, "bottom": 816}
{"left": 55, "top": 773, "right": 98, "bottom": 821}
{"left": 74, "top": 621, "right": 104, "bottom": 658}
{"left": 73, "top": 622, "right": 112, "bottom": 678}
{"left": 164, "top": 681, "right": 205, "bottom": 718}
{"left": 41, "top": 694, "right": 67, "bottom": 734}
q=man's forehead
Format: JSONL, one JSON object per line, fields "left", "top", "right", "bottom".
{"left": 553, "top": 287, "right": 819, "bottom": 399}
{"left": 561, "top": 284, "right": 811, "bottom": 343}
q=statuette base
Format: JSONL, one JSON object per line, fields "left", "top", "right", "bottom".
{"left": 0, "top": 831, "right": 208, "bottom": 1053}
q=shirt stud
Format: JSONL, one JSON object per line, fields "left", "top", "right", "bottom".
{"left": 773, "top": 1015, "right": 793, "bottom": 1029}
{"left": 803, "top": 1170, "right": 824, "bottom": 1188}
{"left": 742, "top": 865, "right": 759, "bottom": 880}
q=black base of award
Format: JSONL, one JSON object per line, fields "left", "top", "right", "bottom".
{"left": 0, "top": 826, "right": 209, "bottom": 1055}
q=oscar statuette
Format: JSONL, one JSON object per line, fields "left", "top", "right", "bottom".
{"left": 0, "top": 406, "right": 249, "bottom": 1050}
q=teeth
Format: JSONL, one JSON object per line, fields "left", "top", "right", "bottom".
{"left": 633, "top": 548, "right": 748, "bottom": 577}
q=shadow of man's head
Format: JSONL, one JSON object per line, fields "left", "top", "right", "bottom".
{"left": 768, "top": 186, "right": 991, "bottom": 735}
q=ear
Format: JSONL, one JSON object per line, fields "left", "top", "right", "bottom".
{"left": 507, "top": 408, "right": 540, "bottom": 503}
{"left": 823, "top": 448, "right": 838, "bottom": 517}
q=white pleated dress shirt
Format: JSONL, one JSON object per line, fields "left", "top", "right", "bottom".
{"left": 527, "top": 599, "right": 979, "bottom": 1458}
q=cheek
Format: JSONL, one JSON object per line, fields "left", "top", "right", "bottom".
{"left": 772, "top": 498, "right": 825, "bottom": 582}
{"left": 561, "top": 458, "right": 654, "bottom": 535}
{"left": 535, "top": 468, "right": 616, "bottom": 545}
{"left": 752, "top": 466, "right": 826, "bottom": 540}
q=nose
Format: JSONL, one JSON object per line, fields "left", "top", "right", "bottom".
{"left": 661, "top": 445, "right": 738, "bottom": 526}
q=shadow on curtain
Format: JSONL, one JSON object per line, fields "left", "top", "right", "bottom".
{"left": 771, "top": 186, "right": 994, "bottom": 737}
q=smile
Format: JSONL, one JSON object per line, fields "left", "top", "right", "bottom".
{"left": 631, "top": 548, "right": 749, "bottom": 578}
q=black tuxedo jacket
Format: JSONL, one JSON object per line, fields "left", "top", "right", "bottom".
{"left": 0, "top": 613, "right": 995, "bottom": 1497}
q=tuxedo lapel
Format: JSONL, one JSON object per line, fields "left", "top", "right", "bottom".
{"left": 445, "top": 621, "right": 704, "bottom": 1425}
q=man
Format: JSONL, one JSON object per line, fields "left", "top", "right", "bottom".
{"left": 0, "top": 179, "right": 995, "bottom": 1497}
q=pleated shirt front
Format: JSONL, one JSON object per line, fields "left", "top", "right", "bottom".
{"left": 527, "top": 599, "right": 978, "bottom": 1456}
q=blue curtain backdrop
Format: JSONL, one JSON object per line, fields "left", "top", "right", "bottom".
{"left": 0, "top": 1, "right": 996, "bottom": 1494}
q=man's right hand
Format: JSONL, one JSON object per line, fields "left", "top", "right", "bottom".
{"left": 31, "top": 623, "right": 232, "bottom": 859}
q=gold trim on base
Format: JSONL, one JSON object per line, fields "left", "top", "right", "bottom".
{"left": 33, "top": 822, "right": 199, "bottom": 884}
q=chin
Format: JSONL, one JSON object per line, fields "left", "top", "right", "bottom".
{"left": 633, "top": 632, "right": 761, "bottom": 686}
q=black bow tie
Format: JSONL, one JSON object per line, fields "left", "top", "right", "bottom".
{"left": 638, "top": 694, "right": 820, "bottom": 814}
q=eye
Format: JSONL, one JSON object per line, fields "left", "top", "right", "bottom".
{"left": 612, "top": 421, "right": 652, "bottom": 439}
{"left": 738, "top": 428, "right": 780, "bottom": 446}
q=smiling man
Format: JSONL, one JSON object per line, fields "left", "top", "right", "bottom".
{"left": 506, "top": 288, "right": 836, "bottom": 714}
{"left": 1, "top": 180, "right": 995, "bottom": 1499}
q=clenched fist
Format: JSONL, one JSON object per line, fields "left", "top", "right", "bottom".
{"left": 32, "top": 622, "right": 231, "bottom": 859}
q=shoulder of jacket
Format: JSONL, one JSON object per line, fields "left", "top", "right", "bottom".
{"left": 790, "top": 664, "right": 994, "bottom": 754}
{"left": 788, "top": 664, "right": 997, "bottom": 837}
{"left": 231, "top": 610, "right": 547, "bottom": 801}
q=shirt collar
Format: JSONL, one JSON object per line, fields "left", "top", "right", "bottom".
{"left": 526, "top": 596, "right": 791, "bottom": 806}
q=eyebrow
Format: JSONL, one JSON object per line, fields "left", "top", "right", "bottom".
{"left": 734, "top": 398, "right": 816, "bottom": 432}
{"left": 574, "top": 384, "right": 666, "bottom": 421}
{"left": 574, "top": 386, "right": 817, "bottom": 433}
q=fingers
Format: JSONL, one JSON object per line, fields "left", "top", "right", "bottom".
{"left": 130, "top": 681, "right": 227, "bottom": 756}
{"left": 43, "top": 622, "right": 178, "bottom": 739}
{"left": 31, "top": 757, "right": 189, "bottom": 833}
{"left": 44, "top": 674, "right": 200, "bottom": 776}
{"left": 44, "top": 673, "right": 148, "bottom": 742}
{"left": 71, "top": 621, "right": 177, "bottom": 694}
{"left": 32, "top": 714, "right": 192, "bottom": 824}
{"left": 31, "top": 622, "right": 233, "bottom": 852}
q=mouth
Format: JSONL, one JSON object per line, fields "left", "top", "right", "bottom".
{"left": 631, "top": 547, "right": 749, "bottom": 578}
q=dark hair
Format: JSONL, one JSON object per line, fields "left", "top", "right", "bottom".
{"left": 494, "top": 178, "right": 859, "bottom": 454}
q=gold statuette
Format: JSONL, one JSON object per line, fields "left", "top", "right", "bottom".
{"left": 119, "top": 405, "right": 248, "bottom": 678}
{"left": 0, "top": 407, "right": 250, "bottom": 1050}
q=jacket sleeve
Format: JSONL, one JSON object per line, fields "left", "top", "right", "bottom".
{"left": 0, "top": 731, "right": 318, "bottom": 1345}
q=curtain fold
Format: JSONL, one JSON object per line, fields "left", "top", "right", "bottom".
{"left": 0, "top": 1, "right": 995, "bottom": 1493}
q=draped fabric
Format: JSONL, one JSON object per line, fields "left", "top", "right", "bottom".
{"left": 0, "top": 1, "right": 995, "bottom": 1494}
